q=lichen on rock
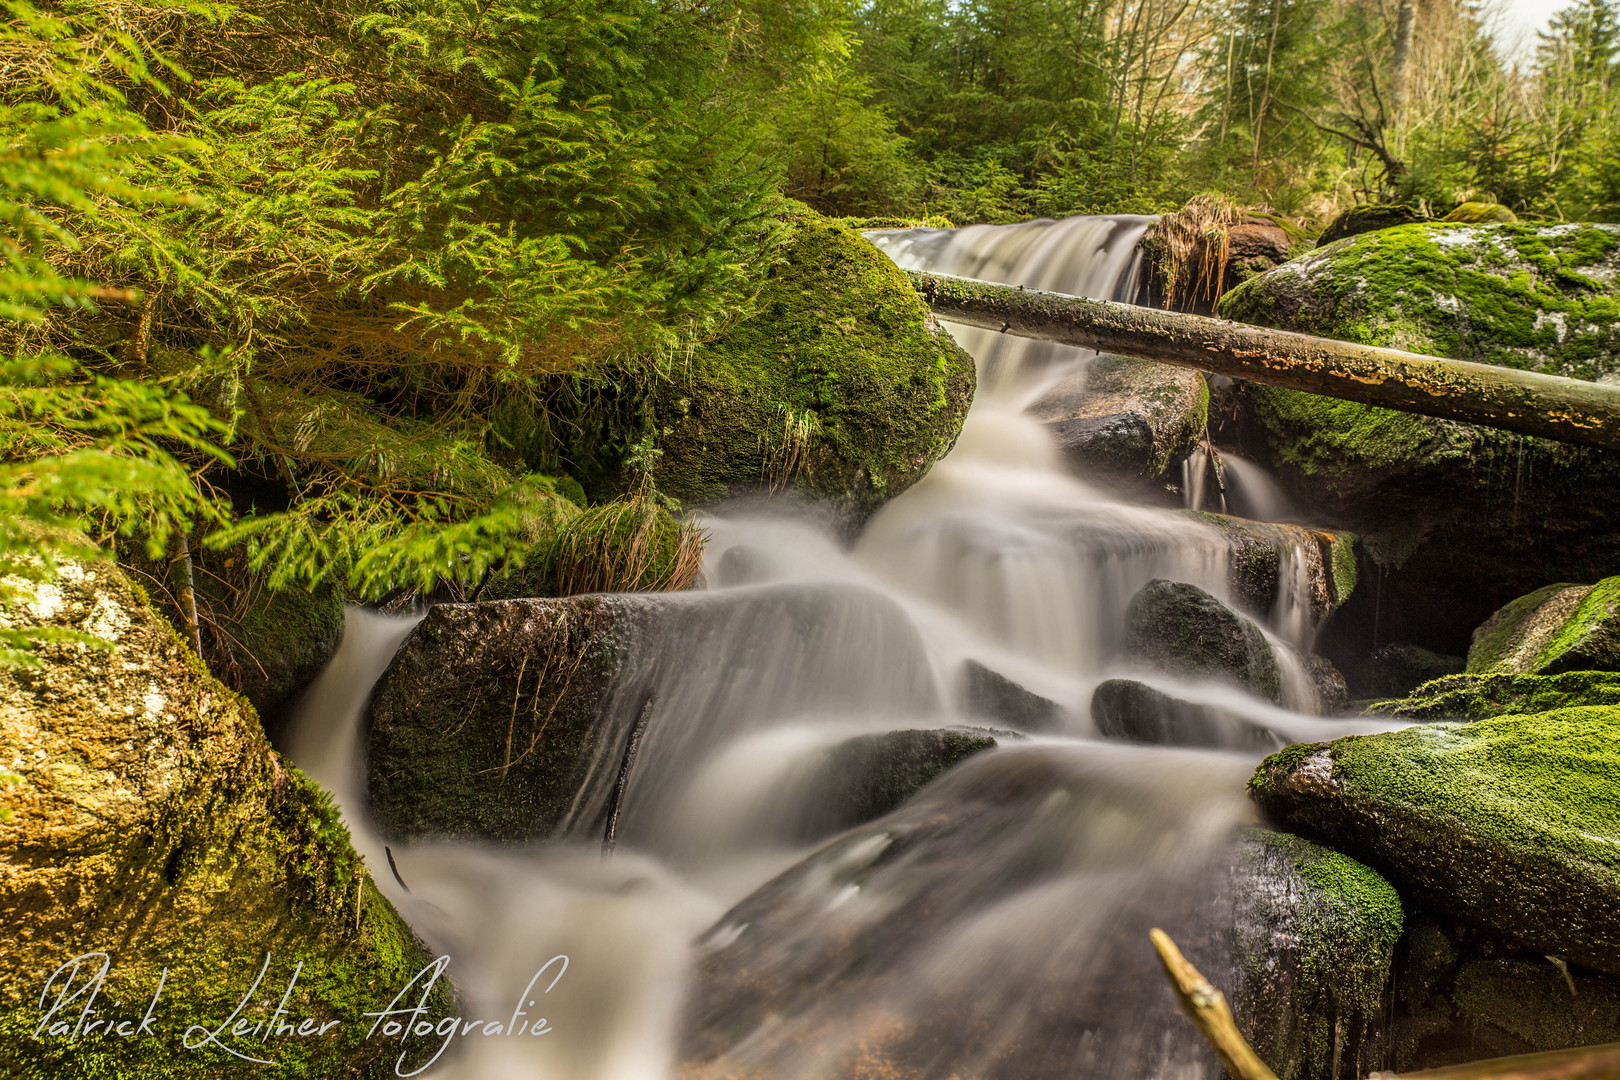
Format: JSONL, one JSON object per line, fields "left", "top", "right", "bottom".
{"left": 0, "top": 558, "right": 447, "bottom": 1079}
{"left": 653, "top": 212, "right": 976, "bottom": 520}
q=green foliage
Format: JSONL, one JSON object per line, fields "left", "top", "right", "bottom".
{"left": 0, "top": 0, "right": 226, "bottom": 665}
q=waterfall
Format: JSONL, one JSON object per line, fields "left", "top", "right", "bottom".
{"left": 280, "top": 215, "right": 1399, "bottom": 1080}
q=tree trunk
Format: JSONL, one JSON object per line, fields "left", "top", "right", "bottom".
{"left": 908, "top": 270, "right": 1620, "bottom": 451}
{"left": 1392, "top": 0, "right": 1416, "bottom": 120}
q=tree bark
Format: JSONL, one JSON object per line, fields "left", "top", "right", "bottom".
{"left": 1391, "top": 0, "right": 1416, "bottom": 120}
{"left": 908, "top": 271, "right": 1620, "bottom": 452}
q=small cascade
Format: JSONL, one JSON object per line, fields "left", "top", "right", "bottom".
{"left": 277, "top": 214, "right": 1388, "bottom": 1080}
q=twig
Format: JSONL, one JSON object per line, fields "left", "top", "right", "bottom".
{"left": 167, "top": 531, "right": 205, "bottom": 661}
{"left": 1150, "top": 928, "right": 1280, "bottom": 1080}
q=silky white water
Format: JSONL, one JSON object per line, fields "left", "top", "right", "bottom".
{"left": 281, "top": 215, "right": 1397, "bottom": 1079}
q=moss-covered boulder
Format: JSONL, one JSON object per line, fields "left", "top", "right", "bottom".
{"left": 123, "top": 544, "right": 346, "bottom": 740}
{"left": 653, "top": 214, "right": 976, "bottom": 519}
{"left": 1216, "top": 223, "right": 1620, "bottom": 652}
{"left": 1467, "top": 577, "right": 1620, "bottom": 675}
{"left": 1027, "top": 355, "right": 1206, "bottom": 488}
{"left": 1250, "top": 708, "right": 1620, "bottom": 975}
{"left": 1443, "top": 202, "right": 1518, "bottom": 224}
{"left": 1318, "top": 203, "right": 1431, "bottom": 246}
{"left": 1124, "top": 579, "right": 1283, "bottom": 702}
{"left": 0, "top": 558, "right": 446, "bottom": 1079}
{"left": 1363, "top": 669, "right": 1620, "bottom": 721}
{"left": 1231, "top": 828, "right": 1404, "bottom": 1079}
{"left": 1188, "top": 512, "right": 1356, "bottom": 623}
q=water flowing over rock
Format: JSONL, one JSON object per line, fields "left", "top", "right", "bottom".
{"left": 1467, "top": 577, "right": 1620, "bottom": 675}
{"left": 0, "top": 558, "right": 442, "bottom": 1078}
{"left": 366, "top": 584, "right": 941, "bottom": 845}
{"left": 680, "top": 748, "right": 1402, "bottom": 1080}
{"left": 1026, "top": 354, "right": 1206, "bottom": 492}
{"left": 1091, "top": 678, "right": 1276, "bottom": 749}
{"left": 1251, "top": 709, "right": 1620, "bottom": 976}
{"left": 1125, "top": 579, "right": 1284, "bottom": 703}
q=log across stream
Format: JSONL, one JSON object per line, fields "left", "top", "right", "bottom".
{"left": 907, "top": 269, "right": 1620, "bottom": 451}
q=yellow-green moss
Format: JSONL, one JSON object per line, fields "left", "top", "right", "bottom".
{"left": 653, "top": 213, "right": 976, "bottom": 517}
{"left": 1532, "top": 576, "right": 1620, "bottom": 673}
{"left": 1443, "top": 202, "right": 1517, "bottom": 224}
{"left": 1363, "top": 669, "right": 1620, "bottom": 721}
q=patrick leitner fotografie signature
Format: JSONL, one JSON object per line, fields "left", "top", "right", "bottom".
{"left": 31, "top": 951, "right": 569, "bottom": 1077}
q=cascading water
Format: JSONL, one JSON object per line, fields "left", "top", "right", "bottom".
{"left": 282, "top": 215, "right": 1399, "bottom": 1079}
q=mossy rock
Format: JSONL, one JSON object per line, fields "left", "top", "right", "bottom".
{"left": 1363, "top": 669, "right": 1620, "bottom": 721}
{"left": 122, "top": 544, "right": 345, "bottom": 739}
{"left": 1027, "top": 355, "right": 1207, "bottom": 485}
{"left": 1091, "top": 678, "right": 1274, "bottom": 748}
{"left": 1231, "top": 828, "right": 1404, "bottom": 1079}
{"left": 1467, "top": 577, "right": 1620, "bottom": 675}
{"left": 1250, "top": 707, "right": 1620, "bottom": 975}
{"left": 1443, "top": 202, "right": 1518, "bottom": 224}
{"left": 1318, "top": 203, "right": 1431, "bottom": 246}
{"left": 1187, "top": 512, "right": 1355, "bottom": 620}
{"left": 1123, "top": 579, "right": 1282, "bottom": 703}
{"left": 653, "top": 214, "right": 976, "bottom": 520}
{"left": 0, "top": 558, "right": 448, "bottom": 1079}
{"left": 1216, "top": 223, "right": 1620, "bottom": 651}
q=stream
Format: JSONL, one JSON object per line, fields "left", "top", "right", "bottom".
{"left": 282, "top": 215, "right": 1401, "bottom": 1080}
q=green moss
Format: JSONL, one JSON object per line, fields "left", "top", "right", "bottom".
{"left": 1532, "top": 575, "right": 1620, "bottom": 673}
{"left": 654, "top": 213, "right": 976, "bottom": 517}
{"left": 1220, "top": 222, "right": 1620, "bottom": 381}
{"left": 1443, "top": 202, "right": 1518, "bottom": 224}
{"left": 1332, "top": 706, "right": 1620, "bottom": 873}
{"left": 1328, "top": 531, "right": 1358, "bottom": 606}
{"left": 1363, "top": 669, "right": 1620, "bottom": 720}
{"left": 1250, "top": 741, "right": 1327, "bottom": 795}
{"left": 1237, "top": 828, "right": 1404, "bottom": 1078}
{"left": 0, "top": 560, "right": 451, "bottom": 1079}
{"left": 1466, "top": 583, "right": 1582, "bottom": 673}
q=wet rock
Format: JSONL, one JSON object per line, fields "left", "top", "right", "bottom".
{"left": 1467, "top": 577, "right": 1620, "bottom": 675}
{"left": 0, "top": 557, "right": 443, "bottom": 1077}
{"left": 1250, "top": 707, "right": 1620, "bottom": 975}
{"left": 654, "top": 212, "right": 976, "bottom": 520}
{"left": 1318, "top": 203, "right": 1431, "bottom": 245}
{"left": 1190, "top": 512, "right": 1356, "bottom": 624}
{"left": 367, "top": 583, "right": 940, "bottom": 844}
{"left": 1091, "top": 679, "right": 1273, "bottom": 749}
{"left": 1350, "top": 642, "right": 1466, "bottom": 700}
{"left": 1027, "top": 354, "right": 1206, "bottom": 486}
{"left": 1304, "top": 653, "right": 1350, "bottom": 713}
{"left": 794, "top": 726, "right": 1013, "bottom": 839}
{"left": 959, "top": 659, "right": 1065, "bottom": 731}
{"left": 1231, "top": 828, "right": 1404, "bottom": 1079}
{"left": 1124, "top": 579, "right": 1283, "bottom": 702}
{"left": 1216, "top": 222, "right": 1620, "bottom": 655}
{"left": 1363, "top": 669, "right": 1620, "bottom": 721}
{"left": 682, "top": 745, "right": 1399, "bottom": 1080}
{"left": 1391, "top": 913, "right": 1620, "bottom": 1070}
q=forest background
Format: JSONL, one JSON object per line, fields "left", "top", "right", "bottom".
{"left": 1, "top": 0, "right": 1616, "bottom": 674}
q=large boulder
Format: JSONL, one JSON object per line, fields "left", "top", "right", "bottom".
{"left": 653, "top": 213, "right": 976, "bottom": 520}
{"left": 1027, "top": 355, "right": 1206, "bottom": 490}
{"left": 365, "top": 584, "right": 942, "bottom": 845}
{"left": 1216, "top": 223, "right": 1620, "bottom": 654}
{"left": 1250, "top": 707, "right": 1620, "bottom": 976}
{"left": 1124, "top": 579, "right": 1283, "bottom": 703}
{"left": 680, "top": 745, "right": 1401, "bottom": 1080}
{"left": 1189, "top": 512, "right": 1356, "bottom": 624}
{"left": 1467, "top": 577, "right": 1620, "bottom": 675}
{"left": 0, "top": 558, "right": 445, "bottom": 1078}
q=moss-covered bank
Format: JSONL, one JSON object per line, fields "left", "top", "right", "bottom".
{"left": 1364, "top": 669, "right": 1620, "bottom": 721}
{"left": 0, "top": 559, "right": 449, "bottom": 1078}
{"left": 654, "top": 213, "right": 976, "bottom": 519}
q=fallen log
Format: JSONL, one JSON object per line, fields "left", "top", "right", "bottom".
{"left": 909, "top": 271, "right": 1620, "bottom": 452}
